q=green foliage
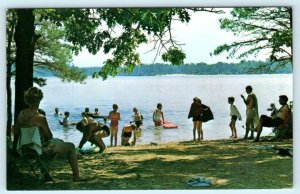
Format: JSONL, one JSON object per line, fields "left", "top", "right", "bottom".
{"left": 162, "top": 47, "right": 186, "bottom": 65}
{"left": 6, "top": 9, "right": 87, "bottom": 84}
{"left": 212, "top": 7, "right": 292, "bottom": 72}
{"left": 39, "top": 8, "right": 220, "bottom": 80}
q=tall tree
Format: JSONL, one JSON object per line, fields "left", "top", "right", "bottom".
{"left": 6, "top": 10, "right": 87, "bottom": 137}
{"left": 14, "top": 9, "right": 35, "bottom": 125}
{"left": 6, "top": 10, "right": 17, "bottom": 137}
{"left": 211, "top": 7, "right": 292, "bottom": 72}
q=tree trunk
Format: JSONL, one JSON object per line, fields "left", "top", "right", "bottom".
{"left": 14, "top": 9, "right": 35, "bottom": 123}
{"left": 6, "top": 11, "right": 16, "bottom": 138}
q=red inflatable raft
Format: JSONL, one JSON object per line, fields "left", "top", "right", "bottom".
{"left": 162, "top": 121, "right": 178, "bottom": 129}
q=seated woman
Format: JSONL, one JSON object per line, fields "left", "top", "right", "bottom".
{"left": 254, "top": 95, "right": 291, "bottom": 142}
{"left": 13, "top": 87, "right": 85, "bottom": 182}
{"left": 121, "top": 123, "right": 137, "bottom": 146}
{"left": 76, "top": 121, "right": 110, "bottom": 153}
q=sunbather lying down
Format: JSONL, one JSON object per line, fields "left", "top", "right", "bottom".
{"left": 76, "top": 121, "right": 110, "bottom": 153}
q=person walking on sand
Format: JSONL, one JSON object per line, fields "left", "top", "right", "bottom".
{"left": 188, "top": 97, "right": 206, "bottom": 141}
{"left": 241, "top": 85, "right": 259, "bottom": 139}
{"left": 109, "top": 104, "right": 121, "bottom": 146}
{"left": 153, "top": 103, "right": 164, "bottom": 127}
{"left": 228, "top": 97, "right": 242, "bottom": 138}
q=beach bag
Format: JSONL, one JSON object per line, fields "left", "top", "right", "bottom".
{"left": 200, "top": 104, "right": 214, "bottom": 122}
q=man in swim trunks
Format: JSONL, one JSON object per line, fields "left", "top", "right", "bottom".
{"left": 241, "top": 85, "right": 259, "bottom": 140}
{"left": 76, "top": 121, "right": 110, "bottom": 153}
{"left": 253, "top": 95, "right": 291, "bottom": 142}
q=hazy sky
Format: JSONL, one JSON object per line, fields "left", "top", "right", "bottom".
{"left": 72, "top": 8, "right": 269, "bottom": 67}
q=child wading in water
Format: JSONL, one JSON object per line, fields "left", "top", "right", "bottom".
{"left": 228, "top": 97, "right": 242, "bottom": 138}
{"left": 109, "top": 104, "right": 121, "bottom": 146}
{"left": 153, "top": 103, "right": 164, "bottom": 126}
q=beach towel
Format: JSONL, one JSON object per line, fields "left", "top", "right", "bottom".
{"left": 17, "top": 127, "right": 43, "bottom": 156}
{"left": 200, "top": 104, "right": 214, "bottom": 122}
{"left": 186, "top": 176, "right": 212, "bottom": 187}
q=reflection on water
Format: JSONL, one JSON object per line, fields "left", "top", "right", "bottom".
{"left": 153, "top": 127, "right": 163, "bottom": 143}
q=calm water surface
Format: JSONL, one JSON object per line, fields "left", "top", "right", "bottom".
{"left": 14, "top": 74, "right": 292, "bottom": 148}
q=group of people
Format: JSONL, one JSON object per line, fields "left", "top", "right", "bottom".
{"left": 56, "top": 103, "right": 144, "bottom": 148}
{"left": 11, "top": 85, "right": 292, "bottom": 182}
{"left": 226, "top": 85, "right": 291, "bottom": 142}
{"left": 187, "top": 85, "right": 291, "bottom": 142}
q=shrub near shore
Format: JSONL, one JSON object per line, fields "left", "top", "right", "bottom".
{"left": 8, "top": 139, "right": 292, "bottom": 190}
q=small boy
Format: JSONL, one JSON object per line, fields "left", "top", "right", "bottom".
{"left": 121, "top": 124, "right": 137, "bottom": 146}
{"left": 228, "top": 97, "right": 242, "bottom": 138}
{"left": 60, "top": 111, "right": 76, "bottom": 127}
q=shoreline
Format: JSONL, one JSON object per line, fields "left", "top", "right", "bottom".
{"left": 8, "top": 138, "right": 293, "bottom": 190}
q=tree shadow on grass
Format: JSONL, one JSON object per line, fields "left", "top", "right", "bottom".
{"left": 7, "top": 140, "right": 292, "bottom": 190}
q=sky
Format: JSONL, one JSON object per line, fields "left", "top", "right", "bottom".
{"left": 72, "top": 8, "right": 269, "bottom": 67}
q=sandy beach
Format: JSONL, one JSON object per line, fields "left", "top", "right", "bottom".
{"left": 7, "top": 138, "right": 292, "bottom": 190}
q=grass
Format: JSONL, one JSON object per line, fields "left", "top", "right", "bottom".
{"left": 7, "top": 138, "right": 293, "bottom": 190}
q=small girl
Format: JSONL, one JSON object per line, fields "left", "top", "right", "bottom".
{"left": 109, "top": 104, "right": 121, "bottom": 146}
{"left": 228, "top": 97, "right": 242, "bottom": 138}
{"left": 153, "top": 103, "right": 164, "bottom": 126}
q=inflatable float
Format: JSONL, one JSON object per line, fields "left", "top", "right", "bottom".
{"left": 162, "top": 121, "right": 178, "bottom": 129}
{"left": 90, "top": 115, "right": 108, "bottom": 119}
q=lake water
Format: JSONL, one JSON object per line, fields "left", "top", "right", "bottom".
{"left": 13, "top": 74, "right": 293, "bottom": 148}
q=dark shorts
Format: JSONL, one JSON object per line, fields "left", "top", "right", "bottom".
{"left": 231, "top": 115, "right": 237, "bottom": 121}
{"left": 261, "top": 115, "right": 284, "bottom": 127}
{"left": 135, "top": 120, "right": 142, "bottom": 128}
{"left": 123, "top": 132, "right": 132, "bottom": 138}
{"left": 193, "top": 115, "right": 201, "bottom": 121}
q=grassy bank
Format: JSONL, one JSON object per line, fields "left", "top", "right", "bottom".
{"left": 7, "top": 138, "right": 293, "bottom": 190}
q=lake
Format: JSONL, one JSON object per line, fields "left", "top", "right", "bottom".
{"left": 13, "top": 74, "right": 293, "bottom": 148}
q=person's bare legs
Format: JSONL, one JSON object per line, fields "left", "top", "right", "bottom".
{"left": 199, "top": 121, "right": 203, "bottom": 140}
{"left": 244, "top": 115, "right": 253, "bottom": 139}
{"left": 254, "top": 118, "right": 263, "bottom": 142}
{"left": 193, "top": 121, "right": 197, "bottom": 141}
{"left": 53, "top": 141, "right": 80, "bottom": 181}
{"left": 231, "top": 120, "right": 237, "bottom": 138}
{"left": 90, "top": 135, "right": 106, "bottom": 153}
{"left": 114, "top": 127, "right": 118, "bottom": 146}
{"left": 229, "top": 121, "right": 234, "bottom": 137}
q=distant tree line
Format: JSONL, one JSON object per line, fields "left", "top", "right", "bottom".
{"left": 60, "top": 61, "right": 291, "bottom": 77}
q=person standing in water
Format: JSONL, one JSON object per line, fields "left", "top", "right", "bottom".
{"left": 109, "top": 104, "right": 121, "bottom": 146}
{"left": 153, "top": 103, "right": 164, "bottom": 127}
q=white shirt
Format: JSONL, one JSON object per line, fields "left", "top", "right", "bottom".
{"left": 230, "top": 104, "right": 242, "bottom": 120}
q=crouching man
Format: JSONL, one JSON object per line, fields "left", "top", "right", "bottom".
{"left": 76, "top": 122, "right": 110, "bottom": 153}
